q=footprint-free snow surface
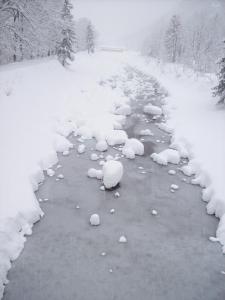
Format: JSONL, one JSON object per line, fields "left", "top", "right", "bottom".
{"left": 3, "top": 68, "right": 225, "bottom": 300}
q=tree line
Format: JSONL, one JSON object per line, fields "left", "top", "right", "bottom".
{"left": 0, "top": 0, "right": 96, "bottom": 66}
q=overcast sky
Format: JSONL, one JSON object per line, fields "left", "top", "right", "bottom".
{"left": 73, "top": 0, "right": 223, "bottom": 48}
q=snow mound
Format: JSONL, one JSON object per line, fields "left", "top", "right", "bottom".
{"left": 90, "top": 214, "right": 100, "bottom": 226}
{"left": 90, "top": 153, "right": 99, "bottom": 161}
{"left": 77, "top": 126, "right": 93, "bottom": 140}
{"left": 115, "top": 104, "right": 131, "bottom": 116}
{"left": 106, "top": 130, "right": 128, "bottom": 146}
{"left": 118, "top": 235, "right": 127, "bottom": 243}
{"left": 168, "top": 169, "right": 176, "bottom": 175}
{"left": 95, "top": 140, "right": 108, "bottom": 152}
{"left": 181, "top": 165, "right": 195, "bottom": 177}
{"left": 122, "top": 147, "right": 135, "bottom": 159}
{"left": 87, "top": 168, "right": 103, "bottom": 180}
{"left": 46, "top": 169, "right": 55, "bottom": 177}
{"left": 151, "top": 149, "right": 180, "bottom": 165}
{"left": 144, "top": 104, "right": 162, "bottom": 115}
{"left": 103, "top": 160, "right": 123, "bottom": 189}
{"left": 123, "top": 138, "right": 144, "bottom": 156}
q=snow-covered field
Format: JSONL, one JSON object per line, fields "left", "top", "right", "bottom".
{"left": 0, "top": 50, "right": 225, "bottom": 297}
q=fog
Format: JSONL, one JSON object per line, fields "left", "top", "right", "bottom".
{"left": 74, "top": 0, "right": 224, "bottom": 49}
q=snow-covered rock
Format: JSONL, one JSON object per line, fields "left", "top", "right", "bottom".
{"left": 95, "top": 140, "right": 108, "bottom": 152}
{"left": 144, "top": 104, "right": 162, "bottom": 115}
{"left": 90, "top": 153, "right": 99, "bottom": 161}
{"left": 57, "top": 174, "right": 64, "bottom": 179}
{"left": 118, "top": 236, "right": 127, "bottom": 243}
{"left": 115, "top": 104, "right": 131, "bottom": 116}
{"left": 151, "top": 209, "right": 158, "bottom": 216}
{"left": 110, "top": 208, "right": 115, "bottom": 214}
{"left": 122, "top": 147, "right": 135, "bottom": 159}
{"left": 46, "top": 169, "right": 55, "bottom": 177}
{"left": 103, "top": 160, "right": 123, "bottom": 189}
{"left": 171, "top": 184, "right": 179, "bottom": 190}
{"left": 90, "top": 214, "right": 100, "bottom": 226}
{"left": 123, "top": 138, "right": 144, "bottom": 156}
{"left": 62, "top": 150, "right": 70, "bottom": 156}
{"left": 87, "top": 168, "right": 103, "bottom": 180}
{"left": 151, "top": 149, "right": 180, "bottom": 165}
{"left": 168, "top": 170, "right": 176, "bottom": 175}
{"left": 181, "top": 165, "right": 195, "bottom": 177}
{"left": 106, "top": 130, "right": 128, "bottom": 146}
{"left": 77, "top": 144, "right": 86, "bottom": 154}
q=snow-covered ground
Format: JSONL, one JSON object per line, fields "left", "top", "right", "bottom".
{"left": 0, "top": 50, "right": 225, "bottom": 297}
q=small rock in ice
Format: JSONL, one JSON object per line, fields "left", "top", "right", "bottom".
{"left": 76, "top": 205, "right": 80, "bottom": 209}
{"left": 100, "top": 186, "right": 105, "bottom": 191}
{"left": 47, "top": 169, "right": 55, "bottom": 177}
{"left": 90, "top": 214, "right": 100, "bottom": 226}
{"left": 209, "top": 236, "right": 219, "bottom": 242}
{"left": 58, "top": 174, "right": 64, "bottom": 179}
{"left": 56, "top": 178, "right": 60, "bottom": 181}
{"left": 96, "top": 140, "right": 108, "bottom": 152}
{"left": 119, "top": 236, "right": 127, "bottom": 243}
{"left": 138, "top": 166, "right": 144, "bottom": 170}
{"left": 139, "top": 129, "right": 153, "bottom": 136}
{"left": 56, "top": 164, "right": 62, "bottom": 169}
{"left": 151, "top": 209, "right": 158, "bottom": 216}
{"left": 101, "top": 252, "right": 107, "bottom": 257}
{"left": 170, "top": 189, "right": 175, "bottom": 193}
{"left": 221, "top": 271, "right": 225, "bottom": 275}
{"left": 109, "top": 269, "right": 113, "bottom": 273}
{"left": 110, "top": 209, "right": 115, "bottom": 214}
{"left": 171, "top": 184, "right": 179, "bottom": 190}
{"left": 39, "top": 198, "right": 43, "bottom": 202}
{"left": 63, "top": 150, "right": 70, "bottom": 156}
{"left": 114, "top": 192, "right": 120, "bottom": 198}
{"left": 140, "top": 171, "right": 147, "bottom": 174}
{"left": 77, "top": 144, "right": 86, "bottom": 154}
{"left": 182, "top": 178, "right": 187, "bottom": 182}
{"left": 168, "top": 170, "right": 176, "bottom": 175}
{"left": 156, "top": 140, "right": 161, "bottom": 143}
{"left": 99, "top": 154, "right": 104, "bottom": 159}
{"left": 91, "top": 153, "right": 99, "bottom": 161}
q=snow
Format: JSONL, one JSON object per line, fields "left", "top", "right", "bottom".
{"left": 106, "top": 130, "right": 128, "bottom": 146}
{"left": 87, "top": 168, "right": 103, "bottom": 180}
{"left": 115, "top": 104, "right": 131, "bottom": 116}
{"left": 77, "top": 144, "right": 86, "bottom": 154}
{"left": 118, "top": 236, "right": 127, "bottom": 243}
{"left": 151, "top": 149, "right": 180, "bottom": 165}
{"left": 103, "top": 160, "right": 123, "bottom": 189}
{"left": 90, "top": 153, "right": 99, "bottom": 161}
{"left": 139, "top": 129, "right": 154, "bottom": 136}
{"left": 123, "top": 138, "right": 144, "bottom": 156}
{"left": 95, "top": 140, "right": 108, "bottom": 152}
{"left": 151, "top": 209, "right": 158, "bottom": 216}
{"left": 90, "top": 214, "right": 100, "bottom": 226}
{"left": 171, "top": 184, "right": 179, "bottom": 190}
{"left": 143, "top": 104, "right": 162, "bottom": 115}
{"left": 46, "top": 169, "right": 55, "bottom": 177}
{"left": 168, "top": 170, "right": 176, "bottom": 175}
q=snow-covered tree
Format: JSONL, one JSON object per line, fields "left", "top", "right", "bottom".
{"left": 213, "top": 40, "right": 225, "bottom": 105}
{"left": 57, "top": 0, "right": 76, "bottom": 66}
{"left": 164, "top": 15, "right": 182, "bottom": 63}
{"left": 86, "top": 22, "right": 95, "bottom": 54}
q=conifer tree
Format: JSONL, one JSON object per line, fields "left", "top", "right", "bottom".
{"left": 57, "top": 0, "right": 76, "bottom": 66}
{"left": 86, "top": 22, "right": 95, "bottom": 54}
{"left": 213, "top": 40, "right": 225, "bottom": 105}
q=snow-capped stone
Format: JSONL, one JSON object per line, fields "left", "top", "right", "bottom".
{"left": 90, "top": 153, "right": 99, "bottom": 161}
{"left": 44, "top": 198, "right": 49, "bottom": 202}
{"left": 100, "top": 185, "right": 105, "bottom": 191}
{"left": 46, "top": 169, "right": 55, "bottom": 177}
{"left": 77, "top": 144, "right": 86, "bottom": 154}
{"left": 56, "top": 164, "right": 62, "bottom": 169}
{"left": 110, "top": 208, "right": 115, "bottom": 214}
{"left": 151, "top": 209, "right": 158, "bottom": 216}
{"left": 139, "top": 129, "right": 154, "bottom": 136}
{"left": 115, "top": 104, "right": 131, "bottom": 116}
{"left": 168, "top": 170, "right": 176, "bottom": 175}
{"left": 171, "top": 184, "right": 179, "bottom": 190}
{"left": 114, "top": 192, "right": 120, "bottom": 198}
{"left": 181, "top": 165, "right": 195, "bottom": 177}
{"left": 87, "top": 168, "right": 103, "bottom": 180}
{"left": 124, "top": 138, "right": 144, "bottom": 156}
{"left": 96, "top": 140, "right": 108, "bottom": 152}
{"left": 62, "top": 150, "right": 70, "bottom": 156}
{"left": 151, "top": 149, "right": 180, "bottom": 165}
{"left": 39, "top": 198, "right": 43, "bottom": 202}
{"left": 144, "top": 104, "right": 162, "bottom": 115}
{"left": 122, "top": 146, "right": 135, "bottom": 159}
{"left": 118, "top": 236, "right": 127, "bottom": 243}
{"left": 103, "top": 160, "right": 123, "bottom": 189}
{"left": 57, "top": 174, "right": 64, "bottom": 179}
{"left": 90, "top": 214, "right": 100, "bottom": 226}
{"left": 106, "top": 130, "right": 128, "bottom": 146}
{"left": 209, "top": 236, "right": 219, "bottom": 242}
